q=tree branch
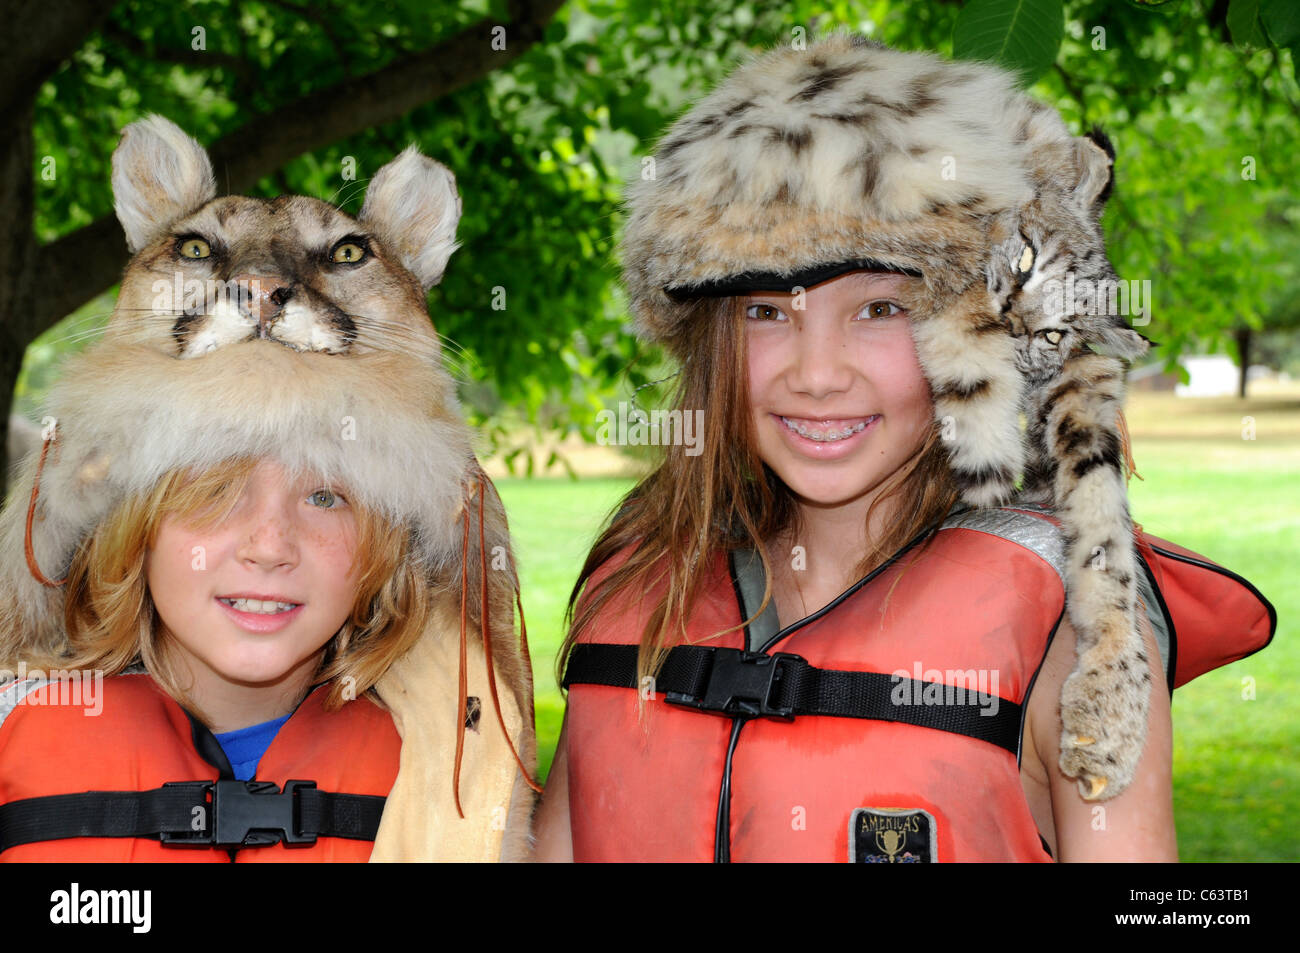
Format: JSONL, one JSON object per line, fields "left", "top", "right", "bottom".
{"left": 29, "top": 0, "right": 566, "bottom": 342}
{"left": 99, "top": 18, "right": 258, "bottom": 85}
{"left": 0, "top": 0, "right": 116, "bottom": 119}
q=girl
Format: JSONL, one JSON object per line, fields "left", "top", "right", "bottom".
{"left": 0, "top": 114, "right": 536, "bottom": 862}
{"left": 0, "top": 455, "right": 416, "bottom": 861}
{"left": 533, "top": 34, "right": 1270, "bottom": 862}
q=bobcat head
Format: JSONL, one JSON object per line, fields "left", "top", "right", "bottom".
{"left": 986, "top": 128, "right": 1149, "bottom": 386}
{"left": 111, "top": 114, "right": 461, "bottom": 361}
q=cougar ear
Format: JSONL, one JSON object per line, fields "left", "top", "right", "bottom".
{"left": 1072, "top": 126, "right": 1116, "bottom": 211}
{"left": 359, "top": 146, "right": 462, "bottom": 291}
{"left": 111, "top": 114, "right": 217, "bottom": 254}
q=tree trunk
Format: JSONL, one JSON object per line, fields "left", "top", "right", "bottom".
{"left": 0, "top": 101, "right": 36, "bottom": 501}
{"left": 1235, "top": 326, "right": 1251, "bottom": 400}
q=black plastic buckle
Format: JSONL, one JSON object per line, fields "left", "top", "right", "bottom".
{"left": 665, "top": 648, "right": 800, "bottom": 720}
{"left": 160, "top": 780, "right": 317, "bottom": 848}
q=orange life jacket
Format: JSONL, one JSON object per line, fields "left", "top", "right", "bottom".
{"left": 561, "top": 504, "right": 1274, "bottom": 863}
{"left": 0, "top": 671, "right": 401, "bottom": 862}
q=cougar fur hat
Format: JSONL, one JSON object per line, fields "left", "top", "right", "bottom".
{"left": 0, "top": 115, "right": 536, "bottom": 860}
{"left": 623, "top": 33, "right": 1155, "bottom": 800}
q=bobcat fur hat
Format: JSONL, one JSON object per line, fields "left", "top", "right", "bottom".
{"left": 0, "top": 115, "right": 536, "bottom": 859}
{"left": 623, "top": 33, "right": 1155, "bottom": 800}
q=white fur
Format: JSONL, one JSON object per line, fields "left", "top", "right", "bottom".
{"left": 360, "top": 147, "right": 462, "bottom": 291}
{"left": 112, "top": 115, "right": 217, "bottom": 253}
{"left": 0, "top": 339, "right": 474, "bottom": 651}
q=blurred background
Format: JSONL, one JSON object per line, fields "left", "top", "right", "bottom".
{"left": 2, "top": 0, "right": 1296, "bottom": 860}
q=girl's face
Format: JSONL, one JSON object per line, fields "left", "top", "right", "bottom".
{"left": 146, "top": 459, "right": 361, "bottom": 703}
{"left": 745, "top": 270, "right": 934, "bottom": 510}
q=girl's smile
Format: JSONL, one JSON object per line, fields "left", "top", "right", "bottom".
{"left": 775, "top": 413, "right": 881, "bottom": 455}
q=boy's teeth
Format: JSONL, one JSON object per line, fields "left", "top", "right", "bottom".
{"left": 220, "top": 597, "right": 298, "bottom": 614}
{"left": 780, "top": 416, "right": 875, "bottom": 442}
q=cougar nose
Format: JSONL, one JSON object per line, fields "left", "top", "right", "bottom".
{"left": 231, "top": 273, "right": 294, "bottom": 333}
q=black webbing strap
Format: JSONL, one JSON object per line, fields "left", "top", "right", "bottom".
{"left": 0, "top": 780, "right": 385, "bottom": 853}
{"left": 564, "top": 644, "right": 1022, "bottom": 755}
{"left": 297, "top": 788, "right": 386, "bottom": 842}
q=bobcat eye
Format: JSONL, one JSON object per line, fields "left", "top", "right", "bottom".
{"left": 330, "top": 240, "right": 368, "bottom": 264}
{"left": 1014, "top": 233, "right": 1036, "bottom": 280}
{"left": 177, "top": 237, "right": 211, "bottom": 259}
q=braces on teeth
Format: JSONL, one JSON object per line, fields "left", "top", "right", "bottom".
{"left": 780, "top": 416, "right": 875, "bottom": 442}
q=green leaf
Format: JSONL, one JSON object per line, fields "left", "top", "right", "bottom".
{"left": 1227, "top": 0, "right": 1268, "bottom": 48}
{"left": 952, "top": 0, "right": 1065, "bottom": 87}
{"left": 1261, "top": 0, "right": 1300, "bottom": 45}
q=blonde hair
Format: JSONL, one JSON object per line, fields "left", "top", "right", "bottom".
{"left": 40, "top": 456, "right": 430, "bottom": 721}
{"left": 560, "top": 296, "right": 960, "bottom": 685}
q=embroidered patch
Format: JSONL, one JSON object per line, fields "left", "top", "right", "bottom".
{"left": 849, "top": 808, "right": 937, "bottom": 863}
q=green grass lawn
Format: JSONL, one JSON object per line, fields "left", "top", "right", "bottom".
{"left": 494, "top": 387, "right": 1297, "bottom": 861}
{"left": 494, "top": 477, "right": 632, "bottom": 780}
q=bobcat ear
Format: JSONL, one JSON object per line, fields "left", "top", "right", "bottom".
{"left": 111, "top": 114, "right": 217, "bottom": 254}
{"left": 359, "top": 146, "right": 462, "bottom": 292}
{"left": 1072, "top": 127, "right": 1115, "bottom": 210}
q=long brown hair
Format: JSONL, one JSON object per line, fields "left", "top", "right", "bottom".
{"left": 559, "top": 296, "right": 961, "bottom": 686}
{"left": 30, "top": 456, "right": 431, "bottom": 723}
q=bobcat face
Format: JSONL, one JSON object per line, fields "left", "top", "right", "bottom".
{"left": 985, "top": 133, "right": 1147, "bottom": 387}
{"left": 987, "top": 195, "right": 1111, "bottom": 385}
{"left": 110, "top": 115, "right": 461, "bottom": 363}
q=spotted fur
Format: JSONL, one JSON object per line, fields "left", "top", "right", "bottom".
{"left": 984, "top": 126, "right": 1153, "bottom": 800}
{"left": 623, "top": 34, "right": 1153, "bottom": 799}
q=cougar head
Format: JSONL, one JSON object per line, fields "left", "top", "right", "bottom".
{"left": 109, "top": 114, "right": 461, "bottom": 361}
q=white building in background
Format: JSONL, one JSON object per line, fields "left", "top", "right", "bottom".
{"left": 1175, "top": 355, "right": 1239, "bottom": 397}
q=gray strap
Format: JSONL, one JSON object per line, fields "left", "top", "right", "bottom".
{"left": 730, "top": 548, "right": 782, "bottom": 652}
{"left": 940, "top": 502, "right": 1067, "bottom": 586}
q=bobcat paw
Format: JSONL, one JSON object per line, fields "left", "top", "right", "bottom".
{"left": 1057, "top": 659, "right": 1149, "bottom": 801}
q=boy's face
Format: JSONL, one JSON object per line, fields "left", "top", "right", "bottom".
{"left": 744, "top": 269, "right": 933, "bottom": 510}
{"left": 145, "top": 459, "right": 361, "bottom": 717}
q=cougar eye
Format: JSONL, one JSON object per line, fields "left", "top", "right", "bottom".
{"left": 330, "top": 240, "right": 368, "bottom": 264}
{"left": 177, "top": 236, "right": 211, "bottom": 259}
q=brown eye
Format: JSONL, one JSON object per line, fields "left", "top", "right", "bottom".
{"left": 745, "top": 303, "right": 785, "bottom": 322}
{"left": 179, "top": 237, "right": 211, "bottom": 259}
{"left": 331, "top": 242, "right": 367, "bottom": 264}
{"left": 864, "top": 300, "right": 902, "bottom": 319}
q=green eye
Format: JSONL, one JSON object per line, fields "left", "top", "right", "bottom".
{"left": 331, "top": 242, "right": 367, "bottom": 264}
{"left": 179, "top": 237, "right": 211, "bottom": 259}
{"left": 309, "top": 488, "right": 342, "bottom": 508}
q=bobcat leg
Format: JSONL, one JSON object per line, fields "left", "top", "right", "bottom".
{"left": 1042, "top": 348, "right": 1150, "bottom": 800}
